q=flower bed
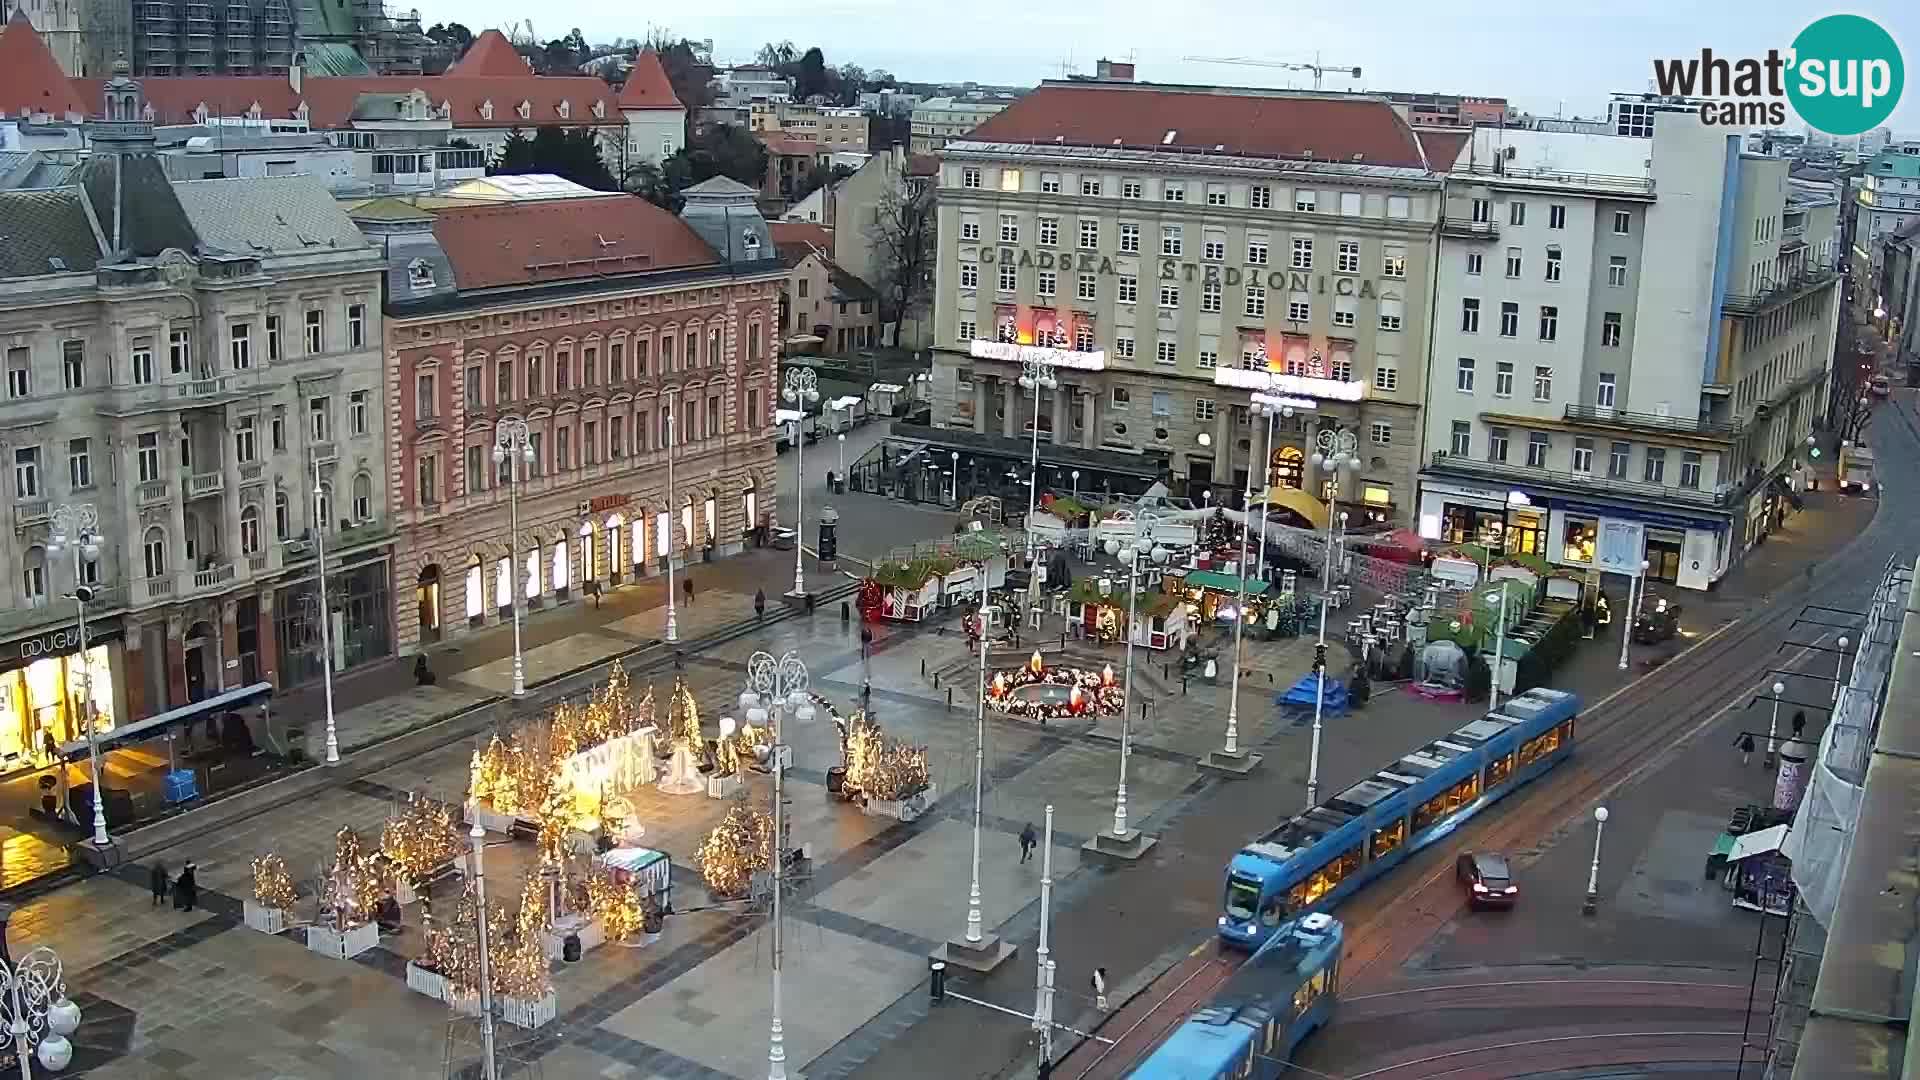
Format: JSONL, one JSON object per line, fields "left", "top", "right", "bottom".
{"left": 405, "top": 961, "right": 450, "bottom": 1001}
{"left": 241, "top": 900, "right": 287, "bottom": 935}
{"left": 862, "top": 782, "right": 938, "bottom": 823}
{"left": 705, "top": 772, "right": 743, "bottom": 800}
{"left": 451, "top": 989, "right": 559, "bottom": 1030}
{"left": 539, "top": 914, "right": 607, "bottom": 961}
{"left": 305, "top": 919, "right": 380, "bottom": 960}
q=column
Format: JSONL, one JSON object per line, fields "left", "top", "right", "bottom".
{"left": 219, "top": 600, "right": 240, "bottom": 694}
{"left": 1051, "top": 386, "right": 1067, "bottom": 446}
{"left": 1082, "top": 390, "right": 1099, "bottom": 450}
{"left": 973, "top": 377, "right": 988, "bottom": 434}
{"left": 123, "top": 625, "right": 153, "bottom": 722}
{"left": 164, "top": 614, "right": 189, "bottom": 709}
{"left": 1001, "top": 380, "right": 1016, "bottom": 438}
{"left": 223, "top": 423, "right": 245, "bottom": 573}
{"left": 1215, "top": 407, "right": 1232, "bottom": 494}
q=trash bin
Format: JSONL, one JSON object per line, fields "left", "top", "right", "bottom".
{"left": 562, "top": 933, "right": 583, "bottom": 962}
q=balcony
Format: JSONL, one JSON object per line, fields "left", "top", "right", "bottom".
{"left": 239, "top": 463, "right": 266, "bottom": 487}
{"left": 107, "top": 369, "right": 264, "bottom": 416}
{"left": 137, "top": 480, "right": 171, "bottom": 507}
{"left": 1723, "top": 265, "right": 1840, "bottom": 316}
{"left": 311, "top": 441, "right": 339, "bottom": 464}
{"left": 1427, "top": 450, "right": 1732, "bottom": 509}
{"left": 13, "top": 501, "right": 49, "bottom": 529}
{"left": 1561, "top": 404, "right": 1739, "bottom": 440}
{"left": 187, "top": 471, "right": 225, "bottom": 498}
{"left": 1440, "top": 216, "right": 1499, "bottom": 240}
{"left": 137, "top": 575, "right": 175, "bottom": 604}
{"left": 192, "top": 562, "right": 236, "bottom": 591}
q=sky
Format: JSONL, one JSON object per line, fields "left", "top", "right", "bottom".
{"left": 424, "top": 0, "right": 1920, "bottom": 137}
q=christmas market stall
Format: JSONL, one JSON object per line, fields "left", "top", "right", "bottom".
{"left": 1063, "top": 576, "right": 1188, "bottom": 650}
{"left": 1175, "top": 568, "right": 1272, "bottom": 626}
{"left": 860, "top": 558, "right": 951, "bottom": 622}
{"left": 985, "top": 651, "right": 1126, "bottom": 724}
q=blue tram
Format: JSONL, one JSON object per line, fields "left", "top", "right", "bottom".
{"left": 1218, "top": 687, "right": 1581, "bottom": 950}
{"left": 1130, "top": 914, "right": 1342, "bottom": 1079}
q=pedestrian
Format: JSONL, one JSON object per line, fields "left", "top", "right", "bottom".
{"left": 1791, "top": 710, "right": 1807, "bottom": 740}
{"left": 149, "top": 861, "right": 169, "bottom": 907}
{"left": 173, "top": 860, "right": 198, "bottom": 912}
{"left": 413, "top": 654, "right": 436, "bottom": 687}
{"left": 1092, "top": 967, "right": 1110, "bottom": 1012}
{"left": 684, "top": 576, "right": 695, "bottom": 607}
{"left": 1018, "top": 822, "right": 1037, "bottom": 864}
{"left": 755, "top": 588, "right": 767, "bottom": 620}
{"left": 1738, "top": 732, "right": 1756, "bottom": 766}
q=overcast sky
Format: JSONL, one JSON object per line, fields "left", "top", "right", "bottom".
{"left": 430, "top": 0, "right": 1919, "bottom": 135}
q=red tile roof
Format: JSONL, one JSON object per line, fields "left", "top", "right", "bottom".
{"left": 0, "top": 8, "right": 84, "bottom": 119}
{"left": 429, "top": 194, "right": 718, "bottom": 290}
{"left": 446, "top": 30, "right": 530, "bottom": 78}
{"left": 770, "top": 221, "right": 831, "bottom": 265}
{"left": 617, "top": 49, "right": 681, "bottom": 111}
{"left": 965, "top": 82, "right": 1428, "bottom": 169}
{"left": 760, "top": 136, "right": 826, "bottom": 158}
{"left": 907, "top": 153, "right": 939, "bottom": 177}
{"left": 1415, "top": 128, "right": 1470, "bottom": 171}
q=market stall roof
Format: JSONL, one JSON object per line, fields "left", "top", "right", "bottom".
{"left": 1256, "top": 486, "right": 1329, "bottom": 530}
{"left": 1728, "top": 824, "right": 1790, "bottom": 863}
{"left": 1181, "top": 569, "right": 1271, "bottom": 597}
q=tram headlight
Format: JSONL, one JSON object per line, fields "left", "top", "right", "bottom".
{"left": 1217, "top": 916, "right": 1227, "bottom": 927}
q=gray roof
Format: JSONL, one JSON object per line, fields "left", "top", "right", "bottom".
{"left": 0, "top": 188, "right": 103, "bottom": 279}
{"left": 680, "top": 175, "right": 760, "bottom": 198}
{"left": 72, "top": 152, "right": 197, "bottom": 258}
{"left": 171, "top": 174, "right": 368, "bottom": 256}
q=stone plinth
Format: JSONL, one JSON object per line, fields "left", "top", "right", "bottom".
{"left": 933, "top": 933, "right": 1016, "bottom": 974}
{"left": 1082, "top": 829, "right": 1158, "bottom": 863}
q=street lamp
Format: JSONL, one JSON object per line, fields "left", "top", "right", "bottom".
{"left": 965, "top": 605, "right": 999, "bottom": 943}
{"left": 306, "top": 455, "right": 343, "bottom": 765}
{"left": 1218, "top": 457, "right": 1261, "bottom": 767}
{"left": 783, "top": 370, "right": 820, "bottom": 598}
{"left": 1303, "top": 528, "right": 1345, "bottom": 810}
{"left": 1762, "top": 680, "right": 1787, "bottom": 769}
{"left": 1070, "top": 470, "right": 1080, "bottom": 501}
{"left": 467, "top": 823, "right": 498, "bottom": 1080}
{"left": 0, "top": 909, "right": 82, "bottom": 1077}
{"left": 47, "top": 504, "right": 108, "bottom": 846}
{"left": 950, "top": 452, "right": 960, "bottom": 504}
{"left": 1582, "top": 806, "right": 1609, "bottom": 916}
{"left": 1311, "top": 426, "right": 1360, "bottom": 584}
{"left": 1103, "top": 529, "right": 1169, "bottom": 841}
{"left": 1248, "top": 392, "right": 1296, "bottom": 582}
{"left": 491, "top": 420, "right": 536, "bottom": 694}
{"left": 1833, "top": 636, "right": 1850, "bottom": 703}
{"left": 1615, "top": 558, "right": 1650, "bottom": 672}
{"left": 836, "top": 433, "right": 845, "bottom": 484}
{"left": 1017, "top": 358, "right": 1059, "bottom": 562}
{"left": 740, "top": 651, "right": 813, "bottom": 1080}
{"left": 664, "top": 410, "right": 679, "bottom": 643}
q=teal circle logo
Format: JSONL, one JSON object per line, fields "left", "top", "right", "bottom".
{"left": 1788, "top": 15, "right": 1904, "bottom": 136}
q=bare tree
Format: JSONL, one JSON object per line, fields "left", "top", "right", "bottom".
{"left": 865, "top": 179, "right": 935, "bottom": 348}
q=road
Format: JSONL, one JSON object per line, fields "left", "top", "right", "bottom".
{"left": 775, "top": 418, "right": 957, "bottom": 564}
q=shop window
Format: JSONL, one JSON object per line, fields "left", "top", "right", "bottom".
{"left": 1285, "top": 844, "right": 1361, "bottom": 910}
{"left": 1562, "top": 518, "right": 1596, "bottom": 563}
{"left": 1369, "top": 817, "right": 1407, "bottom": 859}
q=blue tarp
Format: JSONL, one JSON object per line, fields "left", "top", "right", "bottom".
{"left": 1277, "top": 671, "right": 1348, "bottom": 714}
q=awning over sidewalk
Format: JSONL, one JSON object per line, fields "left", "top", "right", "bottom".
{"left": 58, "top": 681, "right": 274, "bottom": 763}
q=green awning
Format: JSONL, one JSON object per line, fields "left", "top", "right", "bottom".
{"left": 1181, "top": 570, "right": 1270, "bottom": 597}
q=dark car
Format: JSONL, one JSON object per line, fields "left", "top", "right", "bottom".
{"left": 1457, "top": 851, "right": 1518, "bottom": 908}
{"left": 1632, "top": 598, "right": 1682, "bottom": 645}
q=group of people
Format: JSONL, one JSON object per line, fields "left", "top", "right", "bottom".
{"left": 1737, "top": 710, "right": 1810, "bottom": 765}
{"left": 148, "top": 860, "right": 199, "bottom": 911}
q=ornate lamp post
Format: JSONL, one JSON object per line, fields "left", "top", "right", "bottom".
{"left": 308, "top": 456, "right": 341, "bottom": 763}
{"left": 1764, "top": 680, "right": 1787, "bottom": 769}
{"left": 1615, "top": 558, "right": 1651, "bottom": 672}
{"left": 1582, "top": 806, "right": 1609, "bottom": 916}
{"left": 783, "top": 370, "right": 820, "bottom": 598}
{"left": 1102, "top": 526, "right": 1168, "bottom": 846}
{"left": 1304, "top": 511, "right": 1347, "bottom": 811}
{"left": 0, "top": 906, "right": 83, "bottom": 1078}
{"left": 467, "top": 824, "right": 498, "bottom": 1080}
{"left": 1248, "top": 391, "right": 1296, "bottom": 582}
{"left": 1311, "top": 426, "right": 1360, "bottom": 583}
{"left": 491, "top": 420, "right": 535, "bottom": 695}
{"left": 740, "top": 651, "right": 814, "bottom": 1080}
{"left": 1016, "top": 358, "right": 1058, "bottom": 562}
{"left": 47, "top": 505, "right": 108, "bottom": 846}
{"left": 664, "top": 409, "right": 679, "bottom": 643}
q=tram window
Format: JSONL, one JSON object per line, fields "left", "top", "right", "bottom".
{"left": 1518, "top": 728, "right": 1562, "bottom": 767}
{"left": 1263, "top": 1017, "right": 1279, "bottom": 1053}
{"left": 1487, "top": 751, "right": 1517, "bottom": 787}
{"left": 1287, "top": 845, "right": 1362, "bottom": 910}
{"left": 1414, "top": 775, "right": 1482, "bottom": 831}
{"left": 1370, "top": 817, "right": 1407, "bottom": 859}
{"left": 1261, "top": 896, "right": 1285, "bottom": 927}
{"left": 1292, "top": 967, "right": 1329, "bottom": 1017}
{"left": 1225, "top": 876, "right": 1262, "bottom": 921}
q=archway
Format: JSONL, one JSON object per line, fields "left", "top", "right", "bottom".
{"left": 551, "top": 533, "right": 571, "bottom": 600}
{"left": 495, "top": 552, "right": 513, "bottom": 615}
{"left": 1271, "top": 445, "right": 1305, "bottom": 491}
{"left": 630, "top": 514, "right": 647, "bottom": 575}
{"left": 184, "top": 620, "right": 218, "bottom": 703}
{"left": 578, "top": 520, "right": 597, "bottom": 589}
{"left": 465, "top": 554, "right": 485, "bottom": 625}
{"left": 606, "top": 514, "right": 625, "bottom": 585}
{"left": 416, "top": 564, "right": 442, "bottom": 644}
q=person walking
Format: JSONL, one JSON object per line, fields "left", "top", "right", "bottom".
{"left": 1791, "top": 710, "right": 1807, "bottom": 740}
{"left": 173, "top": 860, "right": 199, "bottom": 911}
{"left": 150, "top": 861, "right": 169, "bottom": 907}
{"left": 1018, "top": 822, "right": 1038, "bottom": 864}
{"left": 755, "top": 588, "right": 767, "bottom": 620}
{"left": 1738, "top": 732, "right": 1756, "bottom": 766}
{"left": 683, "top": 576, "right": 695, "bottom": 607}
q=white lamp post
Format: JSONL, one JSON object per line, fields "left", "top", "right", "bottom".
{"left": 950, "top": 451, "right": 960, "bottom": 503}
{"left": 1833, "top": 636, "right": 1850, "bottom": 703}
{"left": 1615, "top": 558, "right": 1650, "bottom": 672}
{"left": 663, "top": 409, "right": 678, "bottom": 643}
{"left": 47, "top": 504, "right": 108, "bottom": 845}
{"left": 1248, "top": 392, "right": 1295, "bottom": 582}
{"left": 1017, "top": 358, "right": 1058, "bottom": 562}
{"left": 1070, "top": 470, "right": 1080, "bottom": 501}
{"left": 491, "top": 420, "right": 536, "bottom": 694}
{"left": 467, "top": 823, "right": 498, "bottom": 1080}
{"left": 306, "top": 456, "right": 342, "bottom": 764}
{"left": 1582, "top": 806, "right": 1609, "bottom": 916}
{"left": 1312, "top": 426, "right": 1359, "bottom": 583}
{"left": 783, "top": 370, "right": 820, "bottom": 598}
{"left": 0, "top": 912, "right": 82, "bottom": 1079}
{"left": 741, "top": 651, "right": 812, "bottom": 1080}
{"left": 1765, "top": 680, "right": 1786, "bottom": 768}
{"left": 1488, "top": 583, "right": 1509, "bottom": 711}
{"left": 964, "top": 609, "right": 995, "bottom": 943}
{"left": 1103, "top": 530, "right": 1168, "bottom": 842}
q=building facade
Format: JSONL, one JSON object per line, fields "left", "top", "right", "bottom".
{"left": 909, "top": 95, "right": 1011, "bottom": 154}
{"left": 1856, "top": 146, "right": 1920, "bottom": 288}
{"left": 926, "top": 81, "right": 1442, "bottom": 521}
{"left": 357, "top": 177, "right": 784, "bottom": 654}
{"left": 0, "top": 67, "right": 392, "bottom": 767}
{"left": 1418, "top": 119, "right": 1841, "bottom": 591}
{"left": 1384, "top": 92, "right": 1509, "bottom": 128}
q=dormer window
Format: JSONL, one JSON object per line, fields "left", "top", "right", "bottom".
{"left": 557, "top": 100, "right": 571, "bottom": 120}
{"left": 438, "top": 100, "right": 451, "bottom": 119}
{"left": 591, "top": 100, "right": 605, "bottom": 119}
{"left": 516, "top": 100, "right": 531, "bottom": 120}
{"left": 407, "top": 259, "right": 436, "bottom": 292}
{"left": 479, "top": 99, "right": 494, "bottom": 121}
{"left": 742, "top": 229, "right": 761, "bottom": 253}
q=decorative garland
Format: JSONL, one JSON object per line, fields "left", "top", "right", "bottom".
{"left": 984, "top": 652, "right": 1126, "bottom": 721}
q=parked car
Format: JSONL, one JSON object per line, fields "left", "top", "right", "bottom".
{"left": 1633, "top": 597, "right": 1682, "bottom": 645}
{"left": 1457, "top": 851, "right": 1519, "bottom": 909}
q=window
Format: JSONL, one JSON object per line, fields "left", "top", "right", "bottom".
{"left": 308, "top": 396, "right": 331, "bottom": 441}
{"left": 1487, "top": 427, "right": 1509, "bottom": 462}
{"left": 1527, "top": 432, "right": 1549, "bottom": 468}
{"left": 1122, "top": 179, "right": 1143, "bottom": 199}
{"left": 1597, "top": 373, "right": 1617, "bottom": 408}
{"left": 58, "top": 340, "right": 83, "bottom": 390}
{"left": 351, "top": 389, "right": 370, "bottom": 435}
{"left": 1162, "top": 225, "right": 1183, "bottom": 257}
{"left": 1202, "top": 279, "right": 1222, "bottom": 312}
{"left": 1499, "top": 302, "right": 1519, "bottom": 337}
{"left": 266, "top": 314, "right": 282, "bottom": 361}
{"left": 168, "top": 327, "right": 191, "bottom": 374}
{"left": 1370, "top": 421, "right": 1392, "bottom": 446}
{"left": 1195, "top": 398, "right": 1216, "bottom": 421}
{"left": 1375, "top": 363, "right": 1398, "bottom": 391}
{"left": 1494, "top": 361, "right": 1513, "bottom": 397}
{"left": 1247, "top": 238, "right": 1269, "bottom": 265}
{"left": 1078, "top": 274, "right": 1098, "bottom": 302}
{"left": 1198, "top": 350, "right": 1218, "bottom": 369}
{"left": 1608, "top": 441, "right": 1629, "bottom": 478}
{"left": 1158, "top": 284, "right": 1179, "bottom": 309}
{"left": 1572, "top": 438, "right": 1594, "bottom": 474}
{"left": 1680, "top": 451, "right": 1702, "bottom": 489}
{"left": 1509, "top": 201, "right": 1527, "bottom": 226}
{"left": 1644, "top": 447, "right": 1666, "bottom": 484}
{"left": 1162, "top": 181, "right": 1184, "bottom": 203}
{"left": 496, "top": 359, "right": 514, "bottom": 404}
{"left": 1333, "top": 295, "right": 1355, "bottom": 327}
{"left": 1387, "top": 195, "right": 1410, "bottom": 219}
{"left": 1075, "top": 325, "right": 1094, "bottom": 353}
{"left": 1205, "top": 183, "right": 1228, "bottom": 206}
{"left": 1286, "top": 296, "right": 1310, "bottom": 322}
{"left": 957, "top": 320, "right": 976, "bottom": 342}
{"left": 1081, "top": 176, "right": 1101, "bottom": 197}
{"left": 962, "top": 167, "right": 981, "bottom": 189}
{"left": 1533, "top": 365, "right": 1553, "bottom": 401}
{"left": 5, "top": 349, "right": 27, "bottom": 399}
{"left": 1613, "top": 210, "right": 1631, "bottom": 235}
{"left": 234, "top": 417, "right": 256, "bottom": 464}
{"left": 1150, "top": 391, "right": 1171, "bottom": 416}
{"left": 1119, "top": 223, "right": 1140, "bottom": 253}
{"left": 1295, "top": 189, "right": 1317, "bottom": 213}
{"left": 999, "top": 214, "right": 1019, "bottom": 243}
{"left": 1337, "top": 241, "right": 1360, "bottom": 274}
{"left": 1040, "top": 173, "right": 1061, "bottom": 194}
{"left": 1608, "top": 256, "right": 1628, "bottom": 287}
{"left": 1471, "top": 198, "right": 1491, "bottom": 223}
{"left": 304, "top": 309, "right": 323, "bottom": 354}
{"left": 1461, "top": 298, "right": 1480, "bottom": 333}
{"left": 1601, "top": 312, "right": 1622, "bottom": 347}
{"left": 1544, "top": 247, "right": 1562, "bottom": 282}
{"left": 1038, "top": 271, "right": 1057, "bottom": 297}
{"left": 998, "top": 264, "right": 1017, "bottom": 292}
{"left": 137, "top": 432, "right": 160, "bottom": 482}
{"left": 1379, "top": 298, "right": 1403, "bottom": 331}
{"left": 959, "top": 263, "right": 978, "bottom": 289}
{"left": 1291, "top": 237, "right": 1313, "bottom": 269}
{"left": 67, "top": 438, "right": 90, "bottom": 489}
{"left": 1155, "top": 340, "right": 1178, "bottom": 365}
{"left": 142, "top": 527, "right": 167, "bottom": 578}
{"left": 999, "top": 168, "right": 1022, "bottom": 191}
{"left": 1465, "top": 252, "right": 1483, "bottom": 275}
{"left": 352, "top": 470, "right": 374, "bottom": 520}
{"left": 1382, "top": 245, "right": 1406, "bottom": 278}
{"left": 1111, "top": 387, "right": 1131, "bottom": 410}
{"left": 1456, "top": 357, "right": 1476, "bottom": 393}
{"left": 1038, "top": 217, "right": 1058, "bottom": 246}
{"left": 13, "top": 447, "right": 39, "bottom": 498}
{"left": 960, "top": 219, "right": 980, "bottom": 242}
{"left": 1118, "top": 276, "right": 1138, "bottom": 304}
{"left": 1539, "top": 306, "right": 1559, "bottom": 341}
{"left": 1114, "top": 336, "right": 1135, "bottom": 360}
{"left": 464, "top": 364, "right": 483, "bottom": 409}
{"left": 348, "top": 304, "right": 366, "bottom": 348}
{"left": 1450, "top": 421, "right": 1471, "bottom": 456}
{"left": 1250, "top": 185, "right": 1272, "bottom": 210}
{"left": 1505, "top": 248, "right": 1522, "bottom": 277}
{"left": 1079, "top": 219, "right": 1098, "bottom": 249}
{"left": 271, "top": 414, "right": 285, "bottom": 452}
{"left": 131, "top": 341, "right": 154, "bottom": 385}
{"left": 1204, "top": 237, "right": 1225, "bottom": 261}
{"left": 1245, "top": 285, "right": 1266, "bottom": 318}
{"left": 1548, "top": 204, "right": 1566, "bottom": 229}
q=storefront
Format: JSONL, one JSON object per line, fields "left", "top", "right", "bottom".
{"left": 0, "top": 620, "right": 124, "bottom": 773}
{"left": 275, "top": 559, "right": 393, "bottom": 690}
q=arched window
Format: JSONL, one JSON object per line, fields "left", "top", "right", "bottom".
{"left": 143, "top": 526, "right": 167, "bottom": 578}
{"left": 680, "top": 494, "right": 694, "bottom": 551}
{"left": 744, "top": 484, "right": 759, "bottom": 535}
{"left": 352, "top": 472, "right": 373, "bottom": 522}
{"left": 495, "top": 554, "right": 512, "bottom": 609}
{"left": 239, "top": 505, "right": 261, "bottom": 555}
{"left": 274, "top": 489, "right": 291, "bottom": 539}
{"left": 708, "top": 327, "right": 722, "bottom": 367}
{"left": 465, "top": 554, "right": 484, "bottom": 619}
{"left": 315, "top": 483, "right": 333, "bottom": 531}
{"left": 551, "top": 535, "right": 569, "bottom": 591}
{"left": 524, "top": 546, "right": 540, "bottom": 599}
{"left": 704, "top": 490, "right": 716, "bottom": 546}
{"left": 21, "top": 546, "right": 46, "bottom": 605}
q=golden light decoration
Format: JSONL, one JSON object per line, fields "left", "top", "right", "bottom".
{"left": 1102, "top": 664, "right": 1115, "bottom": 686}
{"left": 468, "top": 671, "right": 664, "bottom": 818}
{"left": 1028, "top": 650, "right": 1045, "bottom": 675}
{"left": 324, "top": 826, "right": 386, "bottom": 928}
{"left": 667, "top": 676, "right": 703, "bottom": 751}
{"left": 381, "top": 795, "right": 464, "bottom": 888}
{"left": 423, "top": 880, "right": 553, "bottom": 1002}
{"left": 251, "top": 852, "right": 297, "bottom": 911}
{"left": 842, "top": 711, "right": 931, "bottom": 803}
{"left": 586, "top": 866, "right": 646, "bottom": 943}
{"left": 696, "top": 803, "right": 772, "bottom": 899}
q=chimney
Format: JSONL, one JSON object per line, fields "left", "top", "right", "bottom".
{"left": 1095, "top": 59, "right": 1135, "bottom": 83}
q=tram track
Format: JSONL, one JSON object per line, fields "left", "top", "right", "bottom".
{"left": 1340, "top": 1029, "right": 1745, "bottom": 1080}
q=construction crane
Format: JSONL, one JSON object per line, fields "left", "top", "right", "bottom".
{"left": 1182, "top": 54, "right": 1363, "bottom": 91}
